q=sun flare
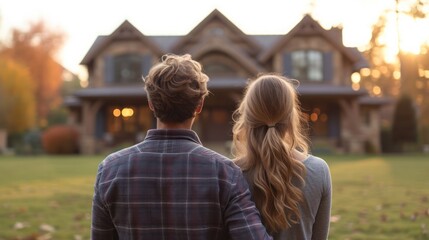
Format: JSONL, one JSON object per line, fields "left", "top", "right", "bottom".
{"left": 383, "top": 15, "right": 429, "bottom": 62}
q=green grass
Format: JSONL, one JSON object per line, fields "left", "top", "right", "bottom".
{"left": 0, "top": 155, "right": 101, "bottom": 240}
{"left": 0, "top": 154, "right": 428, "bottom": 239}
{"left": 325, "top": 154, "right": 429, "bottom": 240}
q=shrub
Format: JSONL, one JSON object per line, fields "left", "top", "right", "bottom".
{"left": 42, "top": 125, "right": 79, "bottom": 154}
{"left": 391, "top": 95, "right": 418, "bottom": 151}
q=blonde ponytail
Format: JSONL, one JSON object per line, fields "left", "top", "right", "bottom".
{"left": 232, "top": 73, "right": 308, "bottom": 233}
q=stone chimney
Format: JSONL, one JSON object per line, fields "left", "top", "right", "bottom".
{"left": 329, "top": 25, "right": 343, "bottom": 44}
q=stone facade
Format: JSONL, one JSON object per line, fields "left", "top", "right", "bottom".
{"left": 66, "top": 9, "right": 391, "bottom": 154}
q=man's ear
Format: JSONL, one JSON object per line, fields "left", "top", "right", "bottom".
{"left": 195, "top": 98, "right": 204, "bottom": 114}
{"left": 148, "top": 100, "right": 154, "bottom": 111}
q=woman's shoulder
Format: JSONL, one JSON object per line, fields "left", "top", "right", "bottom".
{"left": 304, "top": 155, "right": 330, "bottom": 172}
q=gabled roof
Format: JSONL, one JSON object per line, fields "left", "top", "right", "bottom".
{"left": 80, "top": 20, "right": 163, "bottom": 65}
{"left": 259, "top": 14, "right": 366, "bottom": 69}
{"left": 170, "top": 9, "right": 262, "bottom": 54}
{"left": 192, "top": 41, "right": 265, "bottom": 75}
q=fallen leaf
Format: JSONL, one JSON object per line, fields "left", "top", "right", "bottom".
{"left": 14, "top": 222, "right": 27, "bottom": 230}
{"left": 39, "top": 224, "right": 55, "bottom": 233}
{"left": 330, "top": 215, "right": 341, "bottom": 223}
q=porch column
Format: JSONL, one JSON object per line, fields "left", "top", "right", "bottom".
{"left": 0, "top": 129, "right": 6, "bottom": 153}
{"left": 81, "top": 100, "right": 104, "bottom": 154}
{"left": 339, "top": 99, "right": 364, "bottom": 154}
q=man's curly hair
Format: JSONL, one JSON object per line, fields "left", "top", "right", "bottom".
{"left": 144, "top": 54, "right": 209, "bottom": 123}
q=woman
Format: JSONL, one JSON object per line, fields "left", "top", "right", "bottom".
{"left": 232, "top": 73, "right": 332, "bottom": 240}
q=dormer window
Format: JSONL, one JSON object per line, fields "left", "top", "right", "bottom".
{"left": 283, "top": 50, "right": 333, "bottom": 82}
{"left": 114, "top": 54, "right": 143, "bottom": 83}
{"left": 291, "top": 50, "right": 323, "bottom": 81}
{"left": 104, "top": 53, "right": 152, "bottom": 84}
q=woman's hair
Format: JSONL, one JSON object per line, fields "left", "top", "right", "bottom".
{"left": 144, "top": 54, "right": 209, "bottom": 123}
{"left": 232, "top": 73, "right": 309, "bottom": 233}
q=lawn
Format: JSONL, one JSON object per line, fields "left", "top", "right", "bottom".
{"left": 0, "top": 154, "right": 428, "bottom": 240}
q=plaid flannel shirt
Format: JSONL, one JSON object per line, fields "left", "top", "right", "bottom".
{"left": 91, "top": 129, "right": 272, "bottom": 240}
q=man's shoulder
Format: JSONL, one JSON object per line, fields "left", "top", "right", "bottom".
{"left": 194, "top": 145, "right": 234, "bottom": 162}
{"left": 100, "top": 144, "right": 140, "bottom": 168}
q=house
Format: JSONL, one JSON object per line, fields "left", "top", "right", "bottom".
{"left": 66, "top": 9, "right": 390, "bottom": 154}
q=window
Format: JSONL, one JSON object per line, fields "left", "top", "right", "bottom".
{"left": 290, "top": 50, "right": 324, "bottom": 81}
{"left": 104, "top": 53, "right": 152, "bottom": 84}
{"left": 114, "top": 54, "right": 143, "bottom": 83}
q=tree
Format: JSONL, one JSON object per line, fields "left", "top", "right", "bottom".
{"left": 1, "top": 20, "right": 65, "bottom": 127}
{"left": 391, "top": 95, "right": 418, "bottom": 149}
{"left": 0, "top": 57, "right": 36, "bottom": 133}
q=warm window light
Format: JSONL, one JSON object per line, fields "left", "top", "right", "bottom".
{"left": 351, "top": 72, "right": 361, "bottom": 83}
{"left": 113, "top": 108, "right": 121, "bottom": 117}
{"left": 425, "top": 70, "right": 429, "bottom": 79}
{"left": 122, "top": 108, "right": 134, "bottom": 117}
{"left": 310, "top": 113, "right": 318, "bottom": 122}
{"left": 360, "top": 68, "right": 371, "bottom": 77}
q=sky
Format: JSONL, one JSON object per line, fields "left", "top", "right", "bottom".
{"left": 0, "top": 0, "right": 428, "bottom": 80}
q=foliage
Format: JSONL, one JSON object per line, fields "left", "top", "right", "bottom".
{"left": 60, "top": 71, "right": 82, "bottom": 97}
{"left": 0, "top": 57, "right": 36, "bottom": 133}
{"left": 6, "top": 129, "right": 44, "bottom": 155}
{"left": 361, "top": 14, "right": 400, "bottom": 97}
{"left": 41, "top": 125, "right": 80, "bottom": 154}
{"left": 47, "top": 107, "right": 69, "bottom": 126}
{"left": 391, "top": 95, "right": 418, "bottom": 146}
{"left": 1, "top": 20, "right": 65, "bottom": 128}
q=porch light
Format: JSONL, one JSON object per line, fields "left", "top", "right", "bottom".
{"left": 113, "top": 108, "right": 121, "bottom": 117}
{"left": 121, "top": 108, "right": 134, "bottom": 117}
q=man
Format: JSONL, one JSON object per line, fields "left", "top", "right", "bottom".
{"left": 91, "top": 54, "right": 272, "bottom": 240}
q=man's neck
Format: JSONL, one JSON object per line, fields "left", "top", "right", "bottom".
{"left": 156, "top": 118, "right": 194, "bottom": 130}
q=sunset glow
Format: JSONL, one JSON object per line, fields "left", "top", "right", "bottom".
{"left": 383, "top": 13, "right": 429, "bottom": 63}
{"left": 0, "top": 0, "right": 428, "bottom": 78}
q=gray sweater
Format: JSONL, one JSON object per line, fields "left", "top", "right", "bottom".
{"left": 244, "top": 155, "right": 332, "bottom": 240}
